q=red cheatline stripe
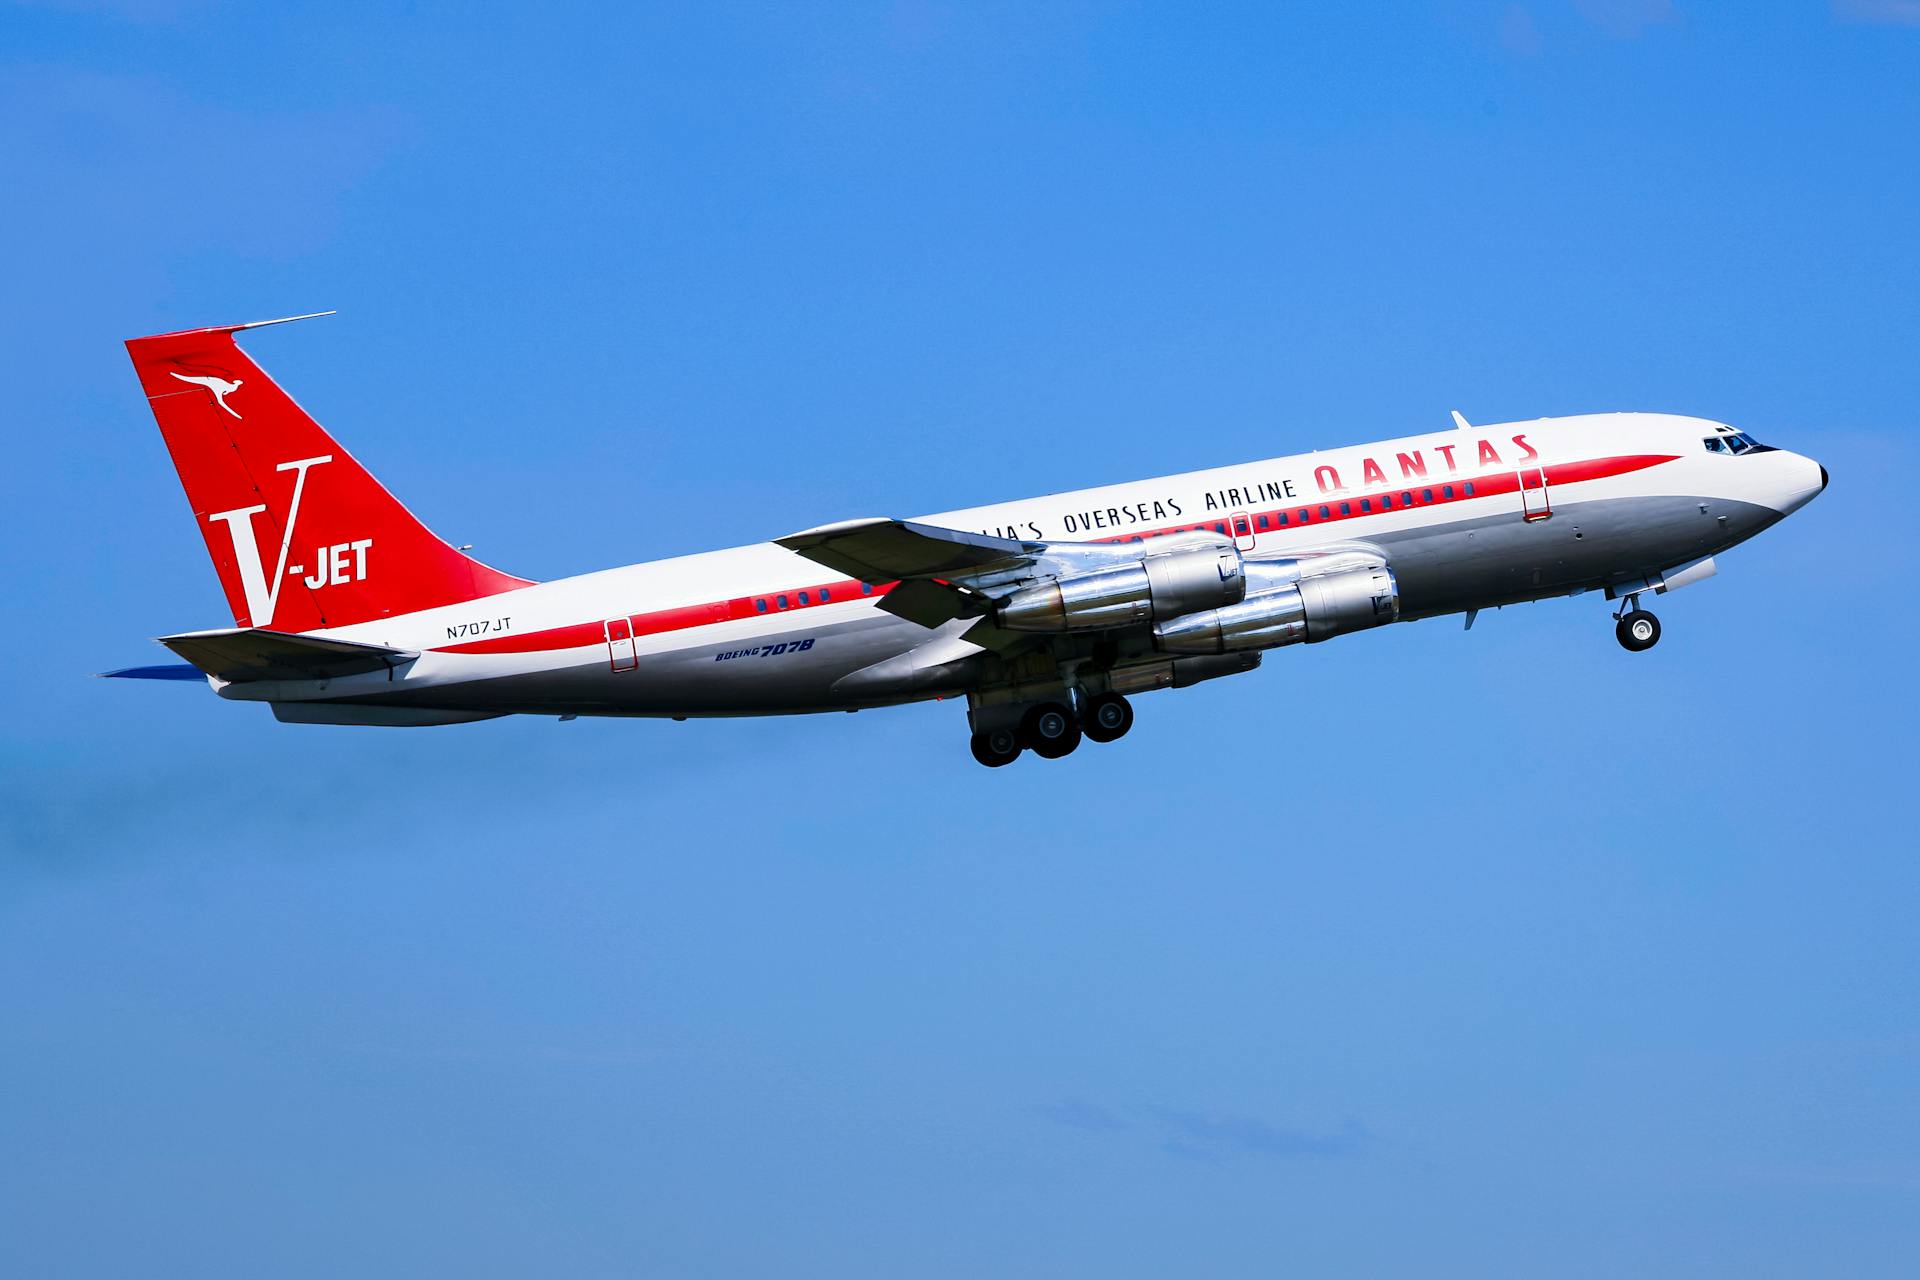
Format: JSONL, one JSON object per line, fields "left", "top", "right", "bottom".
{"left": 1085, "top": 453, "right": 1677, "bottom": 545}
{"left": 441, "top": 620, "right": 605, "bottom": 655}
{"left": 433, "top": 452, "right": 1678, "bottom": 655}
{"left": 438, "top": 579, "right": 897, "bottom": 654}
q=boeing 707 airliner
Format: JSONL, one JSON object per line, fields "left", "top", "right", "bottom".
{"left": 110, "top": 313, "right": 1827, "bottom": 766}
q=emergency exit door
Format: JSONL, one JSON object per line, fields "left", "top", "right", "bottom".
{"left": 1230, "top": 511, "right": 1257, "bottom": 551}
{"left": 1517, "top": 467, "right": 1552, "bottom": 522}
{"left": 605, "top": 616, "right": 638, "bottom": 672}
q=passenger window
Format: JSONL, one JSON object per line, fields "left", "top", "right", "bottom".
{"left": 820, "top": 587, "right": 831, "bottom": 602}
{"left": 1443, "top": 485, "right": 1454, "bottom": 499}
{"left": 1402, "top": 491, "right": 1413, "bottom": 505}
{"left": 862, "top": 583, "right": 874, "bottom": 595}
{"left": 798, "top": 591, "right": 810, "bottom": 605}
{"left": 1277, "top": 511, "right": 1289, "bottom": 526}
{"left": 1423, "top": 488, "right": 1434, "bottom": 502}
{"left": 1340, "top": 502, "right": 1351, "bottom": 516}
{"left": 777, "top": 594, "right": 789, "bottom": 609}
{"left": 1319, "top": 505, "right": 1330, "bottom": 520}
{"left": 1298, "top": 509, "right": 1309, "bottom": 522}
{"left": 1464, "top": 482, "right": 1475, "bottom": 497}
{"left": 1257, "top": 515, "right": 1270, "bottom": 530}
{"left": 1360, "top": 499, "right": 1372, "bottom": 513}
{"left": 755, "top": 599, "right": 767, "bottom": 613}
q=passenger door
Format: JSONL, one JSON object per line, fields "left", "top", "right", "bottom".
{"left": 1230, "top": 510, "right": 1257, "bottom": 551}
{"left": 605, "top": 616, "right": 638, "bottom": 673}
{"left": 1517, "top": 467, "right": 1552, "bottom": 522}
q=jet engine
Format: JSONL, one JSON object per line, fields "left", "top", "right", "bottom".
{"left": 998, "top": 547, "right": 1245, "bottom": 632}
{"left": 1152, "top": 565, "right": 1399, "bottom": 654}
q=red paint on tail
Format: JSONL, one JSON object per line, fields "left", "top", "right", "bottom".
{"left": 126, "top": 317, "right": 531, "bottom": 632}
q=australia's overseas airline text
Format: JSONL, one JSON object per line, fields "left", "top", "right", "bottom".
{"left": 970, "top": 432, "right": 1539, "bottom": 541}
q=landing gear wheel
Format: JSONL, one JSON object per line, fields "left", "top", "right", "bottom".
{"left": 1021, "top": 702, "right": 1081, "bottom": 759}
{"left": 969, "top": 727, "right": 1022, "bottom": 768}
{"left": 1082, "top": 692, "right": 1134, "bottom": 744}
{"left": 1616, "top": 609, "right": 1661, "bottom": 652}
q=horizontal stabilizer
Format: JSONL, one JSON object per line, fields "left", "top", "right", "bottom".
{"left": 158, "top": 627, "right": 418, "bottom": 683}
{"left": 98, "top": 663, "right": 206, "bottom": 681}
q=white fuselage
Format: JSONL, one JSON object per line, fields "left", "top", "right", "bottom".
{"left": 220, "top": 412, "right": 1825, "bottom": 722}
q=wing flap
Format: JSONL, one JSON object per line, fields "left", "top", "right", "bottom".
{"left": 158, "top": 627, "right": 418, "bottom": 682}
{"left": 877, "top": 579, "right": 993, "bottom": 628}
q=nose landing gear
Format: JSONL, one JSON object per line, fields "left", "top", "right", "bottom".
{"left": 1614, "top": 605, "right": 1661, "bottom": 652}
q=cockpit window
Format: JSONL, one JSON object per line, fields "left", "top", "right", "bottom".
{"left": 1705, "top": 431, "right": 1771, "bottom": 455}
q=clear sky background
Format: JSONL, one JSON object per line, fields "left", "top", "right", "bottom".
{"left": 2, "top": 2, "right": 1916, "bottom": 1276}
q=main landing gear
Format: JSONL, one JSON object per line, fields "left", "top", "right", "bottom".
{"left": 1614, "top": 602, "right": 1661, "bottom": 652}
{"left": 967, "top": 692, "right": 1135, "bottom": 767}
{"left": 969, "top": 725, "right": 1023, "bottom": 768}
{"left": 1082, "top": 692, "right": 1134, "bottom": 743}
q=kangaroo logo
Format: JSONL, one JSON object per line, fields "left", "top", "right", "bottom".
{"left": 205, "top": 455, "right": 333, "bottom": 627}
{"left": 171, "top": 371, "right": 245, "bottom": 419}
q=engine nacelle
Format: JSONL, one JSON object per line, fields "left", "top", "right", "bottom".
{"left": 1152, "top": 565, "right": 1400, "bottom": 654}
{"left": 1100, "top": 652, "right": 1262, "bottom": 695}
{"left": 1297, "top": 565, "right": 1400, "bottom": 639}
{"left": 998, "top": 547, "right": 1245, "bottom": 632}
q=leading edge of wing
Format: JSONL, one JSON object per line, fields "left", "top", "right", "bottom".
{"left": 774, "top": 518, "right": 1042, "bottom": 584}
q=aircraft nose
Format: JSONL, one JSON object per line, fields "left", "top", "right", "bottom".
{"left": 1775, "top": 451, "right": 1827, "bottom": 516}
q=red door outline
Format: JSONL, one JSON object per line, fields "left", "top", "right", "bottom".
{"left": 1230, "top": 510, "right": 1257, "bottom": 551}
{"left": 605, "top": 616, "right": 638, "bottom": 672}
{"left": 1518, "top": 468, "right": 1552, "bottom": 522}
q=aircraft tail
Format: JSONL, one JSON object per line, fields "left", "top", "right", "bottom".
{"left": 126, "top": 314, "right": 531, "bottom": 632}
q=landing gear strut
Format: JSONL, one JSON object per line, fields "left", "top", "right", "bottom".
{"left": 1615, "top": 606, "right": 1661, "bottom": 652}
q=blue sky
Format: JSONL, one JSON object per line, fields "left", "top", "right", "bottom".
{"left": 2, "top": 2, "right": 1917, "bottom": 1275}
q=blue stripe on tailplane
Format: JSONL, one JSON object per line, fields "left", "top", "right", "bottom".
{"left": 99, "top": 663, "right": 206, "bottom": 681}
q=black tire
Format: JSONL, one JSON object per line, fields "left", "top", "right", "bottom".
{"left": 1616, "top": 609, "right": 1661, "bottom": 652}
{"left": 1032, "top": 721, "right": 1081, "bottom": 759}
{"left": 1021, "top": 702, "right": 1081, "bottom": 759}
{"left": 1082, "top": 692, "right": 1134, "bottom": 744}
{"left": 969, "top": 727, "right": 1021, "bottom": 768}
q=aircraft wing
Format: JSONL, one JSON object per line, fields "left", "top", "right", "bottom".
{"left": 776, "top": 518, "right": 1051, "bottom": 627}
{"left": 774, "top": 518, "right": 1041, "bottom": 583}
{"left": 158, "top": 627, "right": 418, "bottom": 683}
{"left": 777, "top": 516, "right": 1247, "bottom": 631}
